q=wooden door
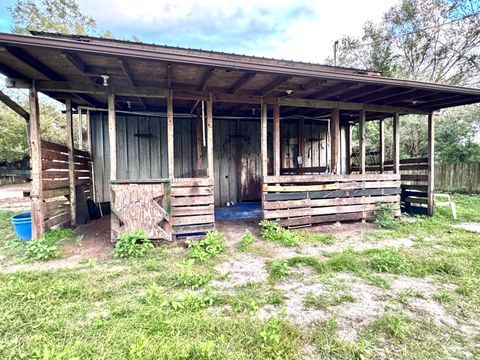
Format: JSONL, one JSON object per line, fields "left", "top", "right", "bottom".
{"left": 238, "top": 119, "right": 262, "bottom": 202}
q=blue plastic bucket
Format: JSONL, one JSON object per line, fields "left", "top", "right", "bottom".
{"left": 11, "top": 212, "right": 32, "bottom": 241}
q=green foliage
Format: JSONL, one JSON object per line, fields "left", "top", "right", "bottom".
{"left": 259, "top": 220, "right": 299, "bottom": 247}
{"left": 9, "top": 0, "right": 98, "bottom": 35}
{"left": 372, "top": 312, "right": 410, "bottom": 339}
{"left": 175, "top": 260, "right": 211, "bottom": 290}
{"left": 0, "top": 104, "right": 29, "bottom": 162}
{"left": 368, "top": 249, "right": 409, "bottom": 274}
{"left": 260, "top": 317, "right": 282, "bottom": 348}
{"left": 25, "top": 228, "right": 74, "bottom": 261}
{"left": 295, "top": 230, "right": 336, "bottom": 244}
{"left": 305, "top": 292, "right": 355, "bottom": 310}
{"left": 187, "top": 230, "right": 226, "bottom": 262}
{"left": 374, "top": 203, "right": 398, "bottom": 229}
{"left": 113, "top": 230, "right": 153, "bottom": 258}
{"left": 267, "top": 260, "right": 290, "bottom": 280}
{"left": 237, "top": 229, "right": 256, "bottom": 252}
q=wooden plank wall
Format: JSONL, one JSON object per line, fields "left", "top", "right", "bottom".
{"left": 435, "top": 162, "right": 480, "bottom": 194}
{"left": 41, "top": 140, "right": 93, "bottom": 228}
{"left": 171, "top": 178, "right": 215, "bottom": 237}
{"left": 262, "top": 174, "right": 401, "bottom": 227}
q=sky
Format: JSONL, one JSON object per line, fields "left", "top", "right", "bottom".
{"left": 0, "top": 0, "right": 399, "bottom": 64}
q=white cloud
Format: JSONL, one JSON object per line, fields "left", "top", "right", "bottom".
{"left": 78, "top": 0, "right": 399, "bottom": 64}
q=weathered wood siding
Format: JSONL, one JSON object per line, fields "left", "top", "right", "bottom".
{"left": 435, "top": 162, "right": 480, "bottom": 194}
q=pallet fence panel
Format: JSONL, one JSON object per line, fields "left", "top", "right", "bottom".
{"left": 262, "top": 173, "right": 400, "bottom": 228}
{"left": 171, "top": 178, "right": 215, "bottom": 237}
{"left": 41, "top": 140, "right": 93, "bottom": 228}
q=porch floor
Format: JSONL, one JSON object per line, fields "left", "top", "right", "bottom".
{"left": 214, "top": 202, "right": 262, "bottom": 220}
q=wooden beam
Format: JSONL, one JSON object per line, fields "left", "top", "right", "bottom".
{"left": 108, "top": 93, "right": 117, "bottom": 180}
{"left": 338, "top": 85, "right": 384, "bottom": 101}
{"left": 196, "top": 106, "right": 204, "bottom": 171}
{"left": 279, "top": 97, "right": 428, "bottom": 115}
{"left": 393, "top": 113, "right": 400, "bottom": 174}
{"left": 300, "top": 79, "right": 328, "bottom": 92}
{"left": 261, "top": 76, "right": 292, "bottom": 96}
{"left": 359, "top": 110, "right": 366, "bottom": 174}
{"left": 207, "top": 93, "right": 214, "bottom": 179}
{"left": 310, "top": 82, "right": 356, "bottom": 99}
{"left": 345, "top": 122, "right": 352, "bottom": 174}
{"left": 167, "top": 90, "right": 174, "bottom": 178}
{"left": 65, "top": 98, "right": 77, "bottom": 226}
{"left": 229, "top": 72, "right": 256, "bottom": 94}
{"left": 167, "top": 64, "right": 173, "bottom": 89}
{"left": 77, "top": 108, "right": 83, "bottom": 150}
{"left": 379, "top": 118, "right": 384, "bottom": 173}
{"left": 0, "top": 89, "right": 29, "bottom": 121}
{"left": 330, "top": 109, "right": 340, "bottom": 174}
{"left": 62, "top": 52, "right": 87, "bottom": 75}
{"left": 5, "top": 46, "right": 64, "bottom": 80}
{"left": 261, "top": 101, "right": 268, "bottom": 178}
{"left": 199, "top": 68, "right": 215, "bottom": 92}
{"left": 0, "top": 63, "right": 29, "bottom": 80}
{"left": 427, "top": 111, "right": 435, "bottom": 216}
{"left": 273, "top": 98, "right": 280, "bottom": 176}
{"left": 29, "top": 85, "right": 44, "bottom": 239}
{"left": 357, "top": 88, "right": 415, "bottom": 103}
{"left": 72, "top": 93, "right": 102, "bottom": 108}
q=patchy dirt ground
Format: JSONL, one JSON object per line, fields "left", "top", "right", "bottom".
{"left": 452, "top": 222, "right": 480, "bottom": 233}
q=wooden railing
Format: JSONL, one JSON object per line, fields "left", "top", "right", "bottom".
{"left": 262, "top": 174, "right": 401, "bottom": 227}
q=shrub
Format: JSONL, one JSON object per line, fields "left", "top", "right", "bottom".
{"left": 25, "top": 228, "right": 74, "bottom": 261}
{"left": 374, "top": 203, "right": 397, "bottom": 229}
{"left": 187, "top": 230, "right": 226, "bottom": 261}
{"left": 259, "top": 220, "right": 299, "bottom": 246}
{"left": 113, "top": 230, "right": 153, "bottom": 258}
{"left": 237, "top": 230, "right": 256, "bottom": 252}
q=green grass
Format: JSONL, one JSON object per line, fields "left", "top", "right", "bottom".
{"left": 0, "top": 193, "right": 479, "bottom": 359}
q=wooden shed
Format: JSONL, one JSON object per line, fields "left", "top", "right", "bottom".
{"left": 0, "top": 31, "right": 479, "bottom": 241}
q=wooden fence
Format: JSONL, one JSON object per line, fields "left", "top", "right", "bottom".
{"left": 435, "top": 163, "right": 480, "bottom": 194}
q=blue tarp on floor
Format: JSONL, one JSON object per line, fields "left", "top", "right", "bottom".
{"left": 215, "top": 202, "right": 262, "bottom": 219}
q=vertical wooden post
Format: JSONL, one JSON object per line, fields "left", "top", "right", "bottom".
{"left": 86, "top": 109, "right": 95, "bottom": 202}
{"left": 359, "top": 110, "right": 366, "bottom": 174}
{"left": 330, "top": 109, "right": 340, "bottom": 174}
{"left": 195, "top": 105, "right": 204, "bottom": 172}
{"left": 66, "top": 98, "right": 77, "bottom": 226}
{"left": 379, "top": 118, "right": 385, "bottom": 173}
{"left": 273, "top": 98, "right": 280, "bottom": 176}
{"left": 393, "top": 112, "right": 400, "bottom": 174}
{"left": 345, "top": 122, "right": 352, "bottom": 174}
{"left": 77, "top": 108, "right": 83, "bottom": 150}
{"left": 206, "top": 93, "right": 214, "bottom": 180}
{"left": 167, "top": 90, "right": 174, "bottom": 179}
{"left": 261, "top": 101, "right": 268, "bottom": 178}
{"left": 29, "top": 85, "right": 44, "bottom": 239}
{"left": 298, "top": 118, "right": 305, "bottom": 168}
{"left": 427, "top": 111, "right": 435, "bottom": 216}
{"left": 108, "top": 93, "right": 117, "bottom": 180}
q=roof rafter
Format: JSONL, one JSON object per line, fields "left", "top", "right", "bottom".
{"left": 309, "top": 82, "right": 357, "bottom": 100}
{"left": 198, "top": 67, "right": 215, "bottom": 92}
{"left": 0, "top": 89, "right": 29, "bottom": 121}
{"left": 229, "top": 71, "right": 256, "bottom": 94}
{"left": 118, "top": 58, "right": 137, "bottom": 87}
{"left": 4, "top": 45, "right": 64, "bottom": 80}
{"left": 261, "top": 75, "right": 292, "bottom": 96}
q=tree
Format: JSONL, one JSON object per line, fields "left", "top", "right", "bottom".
{"left": 9, "top": 0, "right": 98, "bottom": 36}
{"left": 0, "top": 103, "right": 29, "bottom": 162}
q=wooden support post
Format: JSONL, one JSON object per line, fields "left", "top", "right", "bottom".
{"left": 393, "top": 112, "right": 400, "bottom": 174}
{"left": 273, "top": 98, "right": 280, "bottom": 176}
{"left": 330, "top": 109, "right": 340, "bottom": 174}
{"left": 108, "top": 93, "right": 117, "bottom": 180}
{"left": 86, "top": 109, "right": 95, "bottom": 202}
{"left": 261, "top": 101, "right": 268, "bottom": 178}
{"left": 298, "top": 118, "right": 305, "bottom": 168}
{"left": 379, "top": 118, "right": 385, "bottom": 173}
{"left": 29, "top": 85, "right": 44, "bottom": 239}
{"left": 167, "top": 90, "right": 174, "bottom": 179}
{"left": 427, "top": 111, "right": 435, "bottom": 216}
{"left": 77, "top": 108, "right": 83, "bottom": 150}
{"left": 207, "top": 93, "right": 214, "bottom": 179}
{"left": 66, "top": 98, "right": 77, "bottom": 226}
{"left": 195, "top": 105, "right": 204, "bottom": 172}
{"left": 359, "top": 110, "right": 366, "bottom": 174}
{"left": 345, "top": 122, "right": 352, "bottom": 174}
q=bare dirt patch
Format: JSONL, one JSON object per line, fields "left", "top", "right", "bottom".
{"left": 452, "top": 222, "right": 480, "bottom": 233}
{"left": 212, "top": 253, "right": 268, "bottom": 290}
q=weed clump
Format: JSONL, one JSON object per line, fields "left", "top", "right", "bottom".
{"left": 25, "top": 228, "right": 74, "bottom": 261}
{"left": 237, "top": 229, "right": 256, "bottom": 252}
{"left": 374, "top": 203, "right": 398, "bottom": 229}
{"left": 187, "top": 230, "right": 226, "bottom": 262}
{"left": 113, "top": 230, "right": 153, "bottom": 258}
{"left": 259, "top": 220, "right": 299, "bottom": 246}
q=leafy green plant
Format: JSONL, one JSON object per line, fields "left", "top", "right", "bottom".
{"left": 260, "top": 317, "right": 282, "bottom": 348}
{"left": 175, "top": 260, "right": 211, "bottom": 289}
{"left": 373, "top": 312, "right": 409, "bottom": 339}
{"left": 187, "top": 230, "right": 226, "bottom": 262}
{"left": 296, "top": 231, "right": 336, "bottom": 244}
{"left": 305, "top": 292, "right": 355, "bottom": 310}
{"left": 237, "top": 229, "right": 256, "bottom": 252}
{"left": 113, "top": 230, "right": 153, "bottom": 258}
{"left": 259, "top": 220, "right": 299, "bottom": 246}
{"left": 25, "top": 228, "right": 74, "bottom": 261}
{"left": 374, "top": 203, "right": 398, "bottom": 229}
{"left": 267, "top": 260, "right": 290, "bottom": 280}
{"left": 368, "top": 249, "right": 409, "bottom": 274}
